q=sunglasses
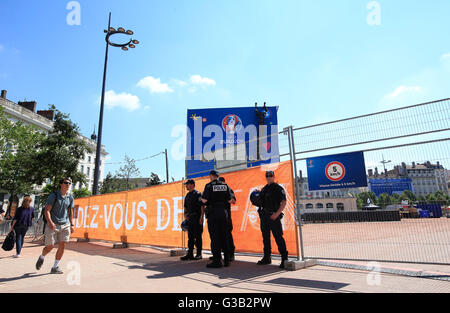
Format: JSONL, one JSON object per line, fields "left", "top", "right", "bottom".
{"left": 265, "top": 175, "right": 274, "bottom": 178}
{"left": 63, "top": 182, "right": 72, "bottom": 185}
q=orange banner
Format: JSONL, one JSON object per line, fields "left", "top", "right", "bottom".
{"left": 73, "top": 161, "right": 299, "bottom": 256}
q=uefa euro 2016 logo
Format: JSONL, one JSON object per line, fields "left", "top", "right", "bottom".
{"left": 222, "top": 114, "right": 243, "bottom": 134}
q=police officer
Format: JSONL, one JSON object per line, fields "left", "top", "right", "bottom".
{"left": 201, "top": 170, "right": 233, "bottom": 268}
{"left": 257, "top": 170, "right": 289, "bottom": 269}
{"left": 218, "top": 177, "right": 236, "bottom": 261}
{"left": 180, "top": 179, "right": 204, "bottom": 261}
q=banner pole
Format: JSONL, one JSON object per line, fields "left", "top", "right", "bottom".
{"left": 287, "top": 126, "right": 305, "bottom": 261}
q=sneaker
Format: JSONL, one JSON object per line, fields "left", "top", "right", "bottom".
{"left": 13, "top": 254, "right": 20, "bottom": 258}
{"left": 36, "top": 256, "right": 44, "bottom": 270}
{"left": 257, "top": 257, "right": 272, "bottom": 265}
{"left": 180, "top": 254, "right": 194, "bottom": 261}
{"left": 50, "top": 267, "right": 64, "bottom": 274}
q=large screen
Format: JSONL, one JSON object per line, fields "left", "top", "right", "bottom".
{"left": 186, "top": 106, "right": 280, "bottom": 178}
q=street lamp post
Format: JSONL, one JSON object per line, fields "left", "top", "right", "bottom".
{"left": 92, "top": 12, "right": 140, "bottom": 195}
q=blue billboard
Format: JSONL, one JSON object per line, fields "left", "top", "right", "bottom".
{"left": 306, "top": 151, "right": 368, "bottom": 191}
{"left": 368, "top": 178, "right": 413, "bottom": 196}
{"left": 186, "top": 106, "right": 280, "bottom": 178}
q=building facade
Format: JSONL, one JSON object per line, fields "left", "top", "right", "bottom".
{"left": 368, "top": 161, "right": 449, "bottom": 197}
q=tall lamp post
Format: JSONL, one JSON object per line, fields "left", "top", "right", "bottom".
{"left": 93, "top": 12, "right": 140, "bottom": 195}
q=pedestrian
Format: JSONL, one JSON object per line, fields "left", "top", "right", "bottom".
{"left": 9, "top": 196, "right": 35, "bottom": 258}
{"left": 201, "top": 170, "right": 233, "bottom": 268}
{"left": 180, "top": 179, "right": 204, "bottom": 261}
{"left": 218, "top": 177, "right": 236, "bottom": 262}
{"left": 35, "top": 178, "right": 74, "bottom": 274}
{"left": 257, "top": 170, "right": 289, "bottom": 269}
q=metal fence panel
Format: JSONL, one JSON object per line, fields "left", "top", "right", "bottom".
{"left": 291, "top": 98, "right": 450, "bottom": 265}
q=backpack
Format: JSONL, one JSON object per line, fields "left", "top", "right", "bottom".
{"left": 40, "top": 192, "right": 73, "bottom": 234}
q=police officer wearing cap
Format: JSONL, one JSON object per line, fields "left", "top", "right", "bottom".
{"left": 181, "top": 179, "right": 204, "bottom": 261}
{"left": 218, "top": 177, "right": 236, "bottom": 261}
{"left": 257, "top": 170, "right": 289, "bottom": 269}
{"left": 201, "top": 170, "right": 233, "bottom": 268}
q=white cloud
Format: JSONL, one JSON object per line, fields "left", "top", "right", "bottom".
{"left": 440, "top": 53, "right": 450, "bottom": 61}
{"left": 137, "top": 76, "right": 174, "bottom": 94}
{"left": 172, "top": 79, "right": 188, "bottom": 87}
{"left": 104, "top": 90, "right": 141, "bottom": 111}
{"left": 189, "top": 75, "right": 216, "bottom": 86}
{"left": 383, "top": 86, "right": 423, "bottom": 99}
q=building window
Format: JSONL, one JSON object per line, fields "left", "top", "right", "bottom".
{"left": 326, "top": 203, "right": 334, "bottom": 209}
{"left": 316, "top": 203, "right": 324, "bottom": 209}
{"left": 337, "top": 203, "right": 345, "bottom": 211}
{"left": 88, "top": 156, "right": 91, "bottom": 163}
{"left": 81, "top": 165, "right": 84, "bottom": 173}
{"left": 306, "top": 203, "right": 313, "bottom": 209}
{"left": 87, "top": 167, "right": 90, "bottom": 178}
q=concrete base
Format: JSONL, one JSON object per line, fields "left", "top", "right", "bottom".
{"left": 285, "top": 259, "right": 317, "bottom": 271}
{"left": 113, "top": 243, "right": 129, "bottom": 249}
{"left": 170, "top": 249, "right": 186, "bottom": 257}
{"left": 77, "top": 238, "right": 90, "bottom": 243}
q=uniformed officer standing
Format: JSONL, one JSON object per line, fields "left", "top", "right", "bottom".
{"left": 218, "top": 177, "right": 236, "bottom": 261}
{"left": 180, "top": 179, "right": 204, "bottom": 261}
{"left": 201, "top": 170, "right": 233, "bottom": 268}
{"left": 257, "top": 170, "right": 289, "bottom": 269}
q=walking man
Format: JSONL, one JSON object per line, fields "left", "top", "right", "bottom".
{"left": 36, "top": 178, "right": 74, "bottom": 274}
{"left": 257, "top": 171, "right": 289, "bottom": 269}
{"left": 180, "top": 179, "right": 204, "bottom": 261}
{"left": 202, "top": 170, "right": 233, "bottom": 268}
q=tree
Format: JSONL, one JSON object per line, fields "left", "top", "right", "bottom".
{"left": 99, "top": 172, "right": 120, "bottom": 194}
{"left": 73, "top": 187, "right": 92, "bottom": 199}
{"left": 401, "top": 190, "right": 416, "bottom": 202}
{"left": 33, "top": 106, "right": 92, "bottom": 190}
{"left": 376, "top": 193, "right": 392, "bottom": 208}
{"left": 0, "top": 107, "right": 45, "bottom": 217}
{"left": 115, "top": 155, "right": 140, "bottom": 191}
{"left": 356, "top": 192, "right": 377, "bottom": 209}
{"left": 147, "top": 172, "right": 162, "bottom": 186}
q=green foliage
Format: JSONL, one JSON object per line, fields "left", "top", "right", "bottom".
{"left": 147, "top": 172, "right": 162, "bottom": 186}
{"left": 73, "top": 187, "right": 92, "bottom": 199}
{"left": 356, "top": 191, "right": 377, "bottom": 209}
{"left": 0, "top": 107, "right": 45, "bottom": 197}
{"left": 376, "top": 193, "right": 392, "bottom": 207}
{"left": 33, "top": 106, "right": 92, "bottom": 189}
{"left": 99, "top": 172, "right": 120, "bottom": 194}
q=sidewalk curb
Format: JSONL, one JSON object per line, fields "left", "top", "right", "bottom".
{"left": 317, "top": 260, "right": 450, "bottom": 282}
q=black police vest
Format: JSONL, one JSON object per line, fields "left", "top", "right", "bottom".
{"left": 261, "top": 183, "right": 283, "bottom": 213}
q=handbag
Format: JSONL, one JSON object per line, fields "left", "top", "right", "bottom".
{"left": 1, "top": 229, "right": 15, "bottom": 251}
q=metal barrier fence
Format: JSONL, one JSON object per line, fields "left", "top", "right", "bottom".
{"left": 288, "top": 98, "right": 450, "bottom": 265}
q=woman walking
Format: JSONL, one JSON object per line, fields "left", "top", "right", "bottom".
{"left": 9, "top": 196, "right": 35, "bottom": 258}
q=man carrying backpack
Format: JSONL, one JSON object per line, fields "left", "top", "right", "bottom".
{"left": 35, "top": 178, "right": 74, "bottom": 274}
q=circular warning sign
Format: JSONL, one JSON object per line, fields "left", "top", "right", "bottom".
{"left": 325, "top": 161, "right": 346, "bottom": 181}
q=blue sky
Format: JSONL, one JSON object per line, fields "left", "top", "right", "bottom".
{"left": 1, "top": 0, "right": 449, "bottom": 182}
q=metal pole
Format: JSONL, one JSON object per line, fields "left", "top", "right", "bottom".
{"left": 93, "top": 12, "right": 111, "bottom": 195}
{"left": 165, "top": 149, "right": 169, "bottom": 183}
{"left": 288, "top": 126, "right": 305, "bottom": 261}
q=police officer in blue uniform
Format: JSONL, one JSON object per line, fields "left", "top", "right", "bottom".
{"left": 257, "top": 170, "right": 289, "bottom": 269}
{"left": 201, "top": 170, "right": 233, "bottom": 268}
{"left": 180, "top": 179, "right": 204, "bottom": 261}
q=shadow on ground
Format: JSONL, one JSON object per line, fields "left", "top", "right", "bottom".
{"left": 65, "top": 241, "right": 350, "bottom": 292}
